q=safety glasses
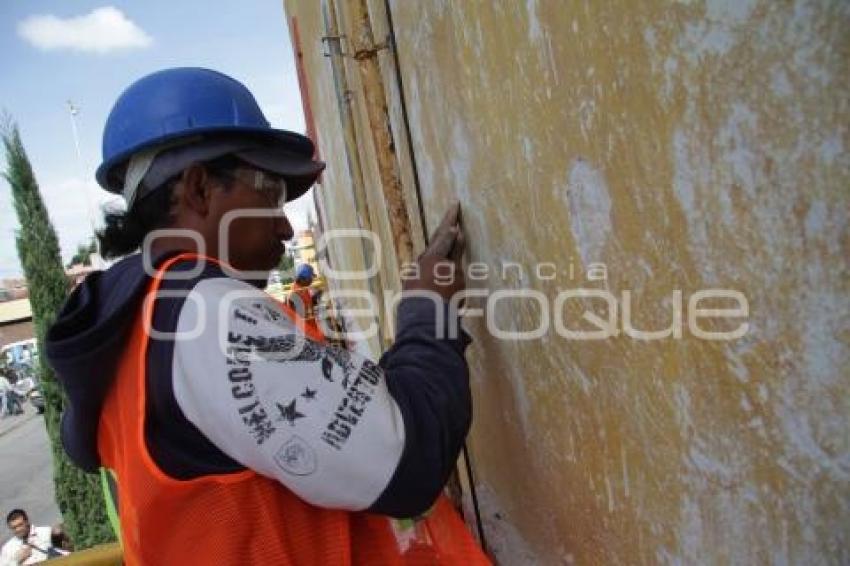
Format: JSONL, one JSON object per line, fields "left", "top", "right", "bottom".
{"left": 232, "top": 167, "right": 288, "bottom": 209}
{"left": 205, "top": 156, "right": 288, "bottom": 209}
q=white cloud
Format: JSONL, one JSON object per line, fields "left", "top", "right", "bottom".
{"left": 17, "top": 7, "right": 152, "bottom": 54}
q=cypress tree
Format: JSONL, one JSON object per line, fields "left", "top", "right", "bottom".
{"left": 2, "top": 122, "right": 114, "bottom": 548}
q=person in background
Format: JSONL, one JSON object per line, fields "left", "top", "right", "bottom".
{"left": 0, "top": 510, "right": 68, "bottom": 565}
{"left": 0, "top": 373, "right": 23, "bottom": 417}
{"left": 0, "top": 373, "right": 9, "bottom": 418}
{"left": 286, "top": 264, "right": 323, "bottom": 333}
{"left": 50, "top": 525, "right": 72, "bottom": 554}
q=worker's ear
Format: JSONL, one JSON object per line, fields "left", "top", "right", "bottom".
{"left": 178, "top": 164, "right": 214, "bottom": 218}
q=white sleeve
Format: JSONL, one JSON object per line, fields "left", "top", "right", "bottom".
{"left": 0, "top": 541, "right": 17, "bottom": 566}
{"left": 171, "top": 278, "right": 405, "bottom": 511}
{"left": 33, "top": 527, "right": 53, "bottom": 555}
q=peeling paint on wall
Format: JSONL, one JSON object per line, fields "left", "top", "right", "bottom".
{"left": 284, "top": 0, "right": 850, "bottom": 563}
{"left": 563, "top": 158, "right": 612, "bottom": 268}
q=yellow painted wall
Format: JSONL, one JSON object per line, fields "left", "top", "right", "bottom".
{"left": 284, "top": 1, "right": 849, "bottom": 563}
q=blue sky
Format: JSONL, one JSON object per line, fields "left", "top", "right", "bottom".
{"left": 0, "top": 1, "right": 311, "bottom": 278}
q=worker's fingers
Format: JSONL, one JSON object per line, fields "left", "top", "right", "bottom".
{"left": 449, "top": 226, "right": 465, "bottom": 262}
{"left": 428, "top": 225, "right": 459, "bottom": 258}
{"left": 433, "top": 201, "right": 461, "bottom": 235}
{"left": 428, "top": 203, "right": 460, "bottom": 241}
{"left": 425, "top": 202, "right": 461, "bottom": 257}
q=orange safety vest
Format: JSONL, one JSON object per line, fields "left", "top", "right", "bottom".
{"left": 97, "top": 253, "right": 489, "bottom": 565}
{"left": 288, "top": 281, "right": 322, "bottom": 337}
{"left": 288, "top": 282, "right": 316, "bottom": 319}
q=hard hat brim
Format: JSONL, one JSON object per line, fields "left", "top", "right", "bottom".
{"left": 235, "top": 146, "right": 326, "bottom": 202}
{"left": 96, "top": 126, "right": 321, "bottom": 199}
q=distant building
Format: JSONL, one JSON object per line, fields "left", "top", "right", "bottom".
{"left": 290, "top": 229, "right": 319, "bottom": 274}
{"left": 0, "top": 298, "right": 33, "bottom": 350}
{"left": 0, "top": 278, "right": 28, "bottom": 302}
{"left": 0, "top": 263, "right": 98, "bottom": 350}
{"left": 1, "top": 262, "right": 100, "bottom": 304}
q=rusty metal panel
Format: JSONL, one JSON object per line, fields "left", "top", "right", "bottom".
{"left": 284, "top": 0, "right": 850, "bottom": 563}
{"left": 284, "top": 2, "right": 386, "bottom": 354}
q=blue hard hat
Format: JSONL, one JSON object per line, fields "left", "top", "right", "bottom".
{"left": 296, "top": 264, "right": 315, "bottom": 280}
{"left": 97, "top": 67, "right": 322, "bottom": 198}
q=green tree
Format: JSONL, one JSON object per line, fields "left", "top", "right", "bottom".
{"left": 67, "top": 238, "right": 97, "bottom": 268}
{"left": 278, "top": 252, "right": 295, "bottom": 284}
{"left": 2, "top": 122, "right": 114, "bottom": 548}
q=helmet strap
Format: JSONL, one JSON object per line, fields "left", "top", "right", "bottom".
{"left": 123, "top": 136, "right": 202, "bottom": 207}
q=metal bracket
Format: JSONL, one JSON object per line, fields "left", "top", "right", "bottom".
{"left": 321, "top": 34, "right": 347, "bottom": 57}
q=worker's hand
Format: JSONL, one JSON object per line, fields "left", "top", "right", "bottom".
{"left": 15, "top": 544, "right": 32, "bottom": 562}
{"left": 403, "top": 202, "right": 466, "bottom": 302}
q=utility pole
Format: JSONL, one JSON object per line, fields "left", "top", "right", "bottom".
{"left": 66, "top": 100, "right": 104, "bottom": 268}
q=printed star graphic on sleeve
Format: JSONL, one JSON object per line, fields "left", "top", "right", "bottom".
{"left": 276, "top": 399, "right": 305, "bottom": 426}
{"left": 301, "top": 387, "right": 317, "bottom": 401}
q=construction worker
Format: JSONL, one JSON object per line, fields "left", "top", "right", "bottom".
{"left": 287, "top": 263, "right": 321, "bottom": 333}
{"left": 45, "top": 68, "right": 486, "bottom": 564}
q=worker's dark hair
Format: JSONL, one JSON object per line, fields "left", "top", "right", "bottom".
{"left": 97, "top": 155, "right": 243, "bottom": 259}
{"left": 97, "top": 178, "right": 178, "bottom": 259}
{"left": 6, "top": 509, "right": 27, "bottom": 524}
